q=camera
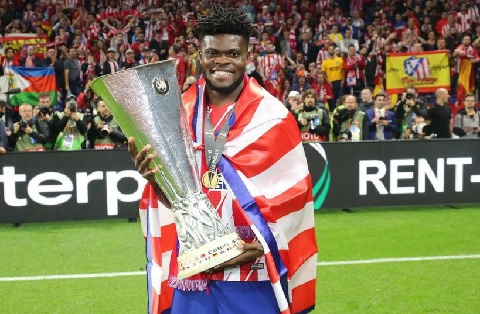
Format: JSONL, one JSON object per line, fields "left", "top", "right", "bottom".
{"left": 19, "top": 120, "right": 31, "bottom": 129}
{"left": 101, "top": 124, "right": 110, "bottom": 136}
{"left": 405, "top": 92, "right": 415, "bottom": 100}
{"left": 68, "top": 101, "right": 77, "bottom": 113}
{"left": 333, "top": 108, "right": 350, "bottom": 122}
{"left": 306, "top": 114, "right": 318, "bottom": 130}
{"left": 38, "top": 105, "right": 50, "bottom": 115}
{"left": 338, "top": 129, "right": 352, "bottom": 141}
{"left": 410, "top": 123, "right": 433, "bottom": 136}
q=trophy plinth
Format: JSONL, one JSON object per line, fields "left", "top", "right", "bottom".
{"left": 91, "top": 60, "right": 244, "bottom": 279}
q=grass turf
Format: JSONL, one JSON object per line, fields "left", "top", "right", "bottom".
{"left": 0, "top": 205, "right": 479, "bottom": 313}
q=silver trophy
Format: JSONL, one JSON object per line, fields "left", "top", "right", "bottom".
{"left": 91, "top": 60, "right": 244, "bottom": 279}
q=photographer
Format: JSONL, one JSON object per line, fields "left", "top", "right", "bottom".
{"left": 8, "top": 103, "right": 48, "bottom": 151}
{"left": 453, "top": 93, "right": 480, "bottom": 138}
{"left": 296, "top": 90, "right": 330, "bottom": 142}
{"left": 394, "top": 87, "right": 428, "bottom": 137}
{"left": 404, "top": 116, "right": 435, "bottom": 140}
{"left": 35, "top": 92, "right": 55, "bottom": 149}
{"left": 87, "top": 100, "right": 127, "bottom": 149}
{"left": 0, "top": 101, "right": 10, "bottom": 153}
{"left": 52, "top": 99, "right": 87, "bottom": 150}
{"left": 332, "top": 94, "right": 368, "bottom": 141}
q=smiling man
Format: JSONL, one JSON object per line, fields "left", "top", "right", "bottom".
{"left": 129, "top": 6, "right": 317, "bottom": 314}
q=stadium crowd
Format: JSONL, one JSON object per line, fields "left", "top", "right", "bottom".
{"left": 1, "top": 0, "right": 480, "bottom": 153}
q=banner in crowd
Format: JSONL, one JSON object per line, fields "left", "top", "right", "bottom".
{"left": 0, "top": 34, "right": 48, "bottom": 56}
{"left": 386, "top": 50, "right": 450, "bottom": 94}
{"left": 7, "top": 66, "right": 57, "bottom": 106}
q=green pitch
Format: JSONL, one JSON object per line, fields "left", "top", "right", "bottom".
{"left": 1, "top": 205, "right": 479, "bottom": 313}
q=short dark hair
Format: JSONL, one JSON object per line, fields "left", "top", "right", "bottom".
{"left": 375, "top": 93, "right": 386, "bottom": 100}
{"left": 464, "top": 93, "right": 476, "bottom": 100}
{"left": 194, "top": 6, "right": 253, "bottom": 44}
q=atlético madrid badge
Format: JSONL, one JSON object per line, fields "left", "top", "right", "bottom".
{"left": 153, "top": 76, "right": 169, "bottom": 95}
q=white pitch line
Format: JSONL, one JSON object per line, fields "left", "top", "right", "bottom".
{"left": 0, "top": 271, "right": 145, "bottom": 282}
{"left": 1, "top": 254, "right": 480, "bottom": 282}
{"left": 471, "top": 175, "right": 480, "bottom": 183}
{"left": 317, "top": 254, "right": 480, "bottom": 266}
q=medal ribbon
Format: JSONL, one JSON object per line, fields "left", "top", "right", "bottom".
{"left": 203, "top": 104, "right": 236, "bottom": 185}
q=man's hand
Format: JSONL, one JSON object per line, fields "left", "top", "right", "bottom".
{"left": 128, "top": 137, "right": 170, "bottom": 208}
{"left": 24, "top": 125, "right": 33, "bottom": 134}
{"left": 206, "top": 241, "right": 264, "bottom": 274}
{"left": 12, "top": 122, "right": 20, "bottom": 134}
{"left": 0, "top": 147, "right": 6, "bottom": 154}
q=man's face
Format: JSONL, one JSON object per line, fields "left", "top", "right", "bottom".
{"left": 97, "top": 101, "right": 111, "bottom": 117}
{"left": 437, "top": 39, "right": 446, "bottom": 49}
{"left": 304, "top": 94, "right": 316, "bottom": 107}
{"left": 328, "top": 46, "right": 335, "bottom": 56}
{"left": 20, "top": 105, "right": 33, "bottom": 121}
{"left": 345, "top": 96, "right": 357, "bottom": 111}
{"left": 266, "top": 41, "right": 274, "bottom": 53}
{"left": 375, "top": 96, "right": 386, "bottom": 108}
{"left": 407, "top": 88, "right": 417, "bottom": 100}
{"left": 465, "top": 96, "right": 476, "bottom": 109}
{"left": 6, "top": 49, "right": 13, "bottom": 58}
{"left": 70, "top": 48, "right": 78, "bottom": 58}
{"left": 348, "top": 46, "right": 356, "bottom": 56}
{"left": 463, "top": 36, "right": 471, "bottom": 46}
{"left": 200, "top": 34, "right": 248, "bottom": 95}
{"left": 39, "top": 96, "right": 50, "bottom": 107}
{"left": 361, "top": 89, "right": 372, "bottom": 101}
{"left": 27, "top": 46, "right": 35, "bottom": 56}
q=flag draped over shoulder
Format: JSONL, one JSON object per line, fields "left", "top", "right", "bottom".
{"left": 8, "top": 66, "right": 57, "bottom": 106}
{"left": 140, "top": 76, "right": 317, "bottom": 314}
{"left": 386, "top": 51, "right": 450, "bottom": 94}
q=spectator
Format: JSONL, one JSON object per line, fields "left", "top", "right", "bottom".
{"left": 328, "top": 24, "right": 343, "bottom": 46}
{"left": 453, "top": 93, "right": 480, "bottom": 138}
{"left": 185, "top": 43, "right": 201, "bottom": 78}
{"left": 343, "top": 44, "right": 366, "bottom": 96}
{"left": 311, "top": 72, "right": 333, "bottom": 110}
{"left": 8, "top": 103, "right": 47, "bottom": 152}
{"left": 425, "top": 88, "right": 452, "bottom": 139}
{"left": 123, "top": 49, "right": 137, "bottom": 69}
{"left": 52, "top": 98, "right": 87, "bottom": 150}
{"left": 169, "top": 44, "right": 186, "bottom": 88}
{"left": 87, "top": 100, "right": 127, "bottom": 149}
{"left": 1, "top": 47, "right": 19, "bottom": 76}
{"left": 454, "top": 35, "right": 479, "bottom": 104}
{"left": 259, "top": 39, "right": 283, "bottom": 96}
{"left": 20, "top": 45, "right": 44, "bottom": 67}
{"left": 332, "top": 94, "right": 368, "bottom": 142}
{"left": 284, "top": 90, "right": 302, "bottom": 118}
{"left": 340, "top": 29, "right": 359, "bottom": 54}
{"left": 296, "top": 90, "right": 330, "bottom": 142}
{"left": 64, "top": 47, "right": 82, "bottom": 97}
{"left": 366, "top": 93, "right": 398, "bottom": 141}
{"left": 321, "top": 45, "right": 344, "bottom": 111}
{"left": 103, "top": 47, "right": 120, "bottom": 75}
{"left": 358, "top": 87, "right": 374, "bottom": 112}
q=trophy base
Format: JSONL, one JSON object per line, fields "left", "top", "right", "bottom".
{"left": 177, "top": 232, "right": 244, "bottom": 280}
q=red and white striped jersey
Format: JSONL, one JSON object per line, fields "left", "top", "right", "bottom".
{"left": 316, "top": 48, "right": 329, "bottom": 65}
{"left": 259, "top": 53, "right": 284, "bottom": 80}
{"left": 457, "top": 11, "right": 473, "bottom": 33}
